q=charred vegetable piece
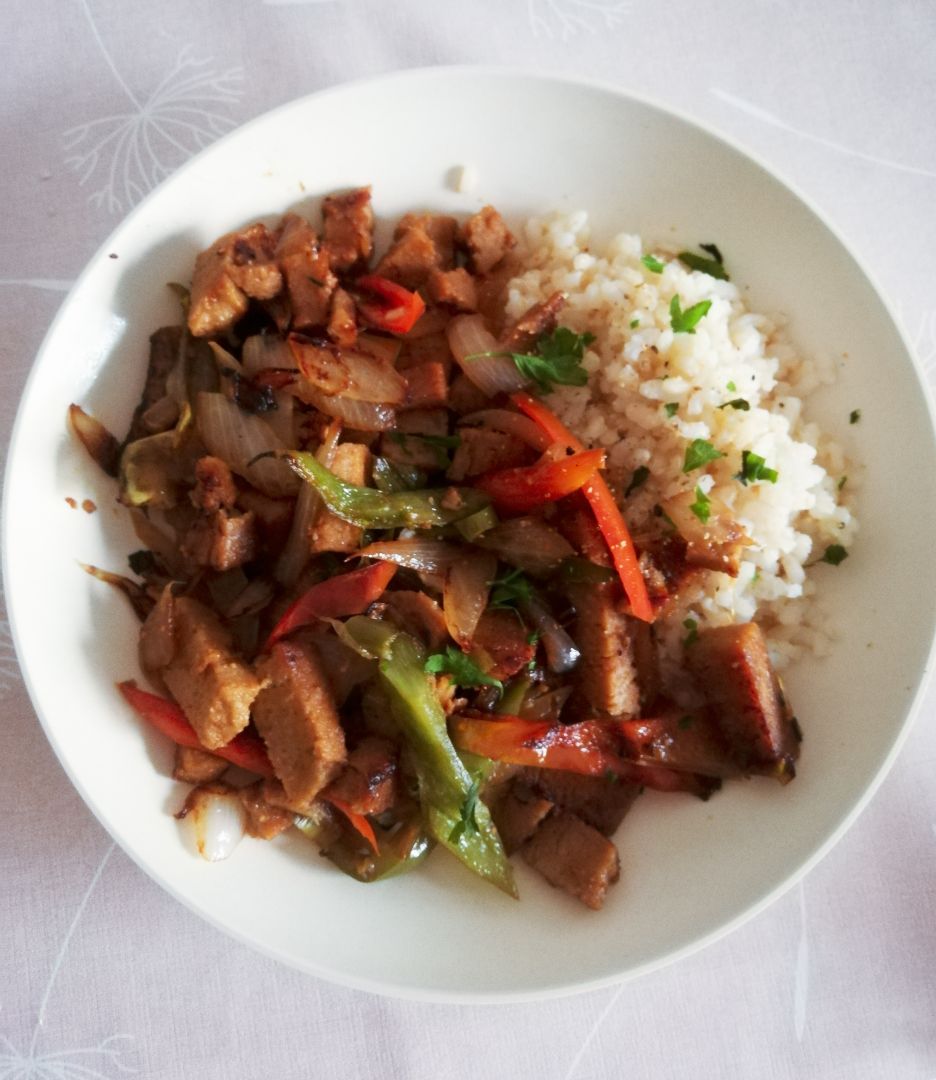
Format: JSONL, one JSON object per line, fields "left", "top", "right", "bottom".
{"left": 473, "top": 448, "right": 605, "bottom": 514}
{"left": 617, "top": 711, "right": 742, "bottom": 778}
{"left": 511, "top": 393, "right": 653, "bottom": 622}
{"left": 354, "top": 274, "right": 426, "bottom": 335}
{"left": 282, "top": 450, "right": 491, "bottom": 529}
{"left": 298, "top": 813, "right": 432, "bottom": 883}
{"left": 117, "top": 681, "right": 273, "bottom": 776}
{"left": 263, "top": 561, "right": 397, "bottom": 651}
{"left": 351, "top": 626, "right": 516, "bottom": 896}
{"left": 68, "top": 404, "right": 121, "bottom": 477}
{"left": 449, "top": 715, "right": 720, "bottom": 798}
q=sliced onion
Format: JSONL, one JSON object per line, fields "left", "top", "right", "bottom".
{"left": 520, "top": 596, "right": 581, "bottom": 674}
{"left": 242, "top": 333, "right": 295, "bottom": 375}
{"left": 300, "top": 387, "right": 396, "bottom": 432}
{"left": 358, "top": 538, "right": 462, "bottom": 574}
{"left": 274, "top": 420, "right": 340, "bottom": 586}
{"left": 447, "top": 314, "right": 529, "bottom": 397}
{"left": 444, "top": 552, "right": 497, "bottom": 649}
{"left": 68, "top": 404, "right": 120, "bottom": 477}
{"left": 179, "top": 783, "right": 246, "bottom": 862}
{"left": 262, "top": 389, "right": 295, "bottom": 446}
{"left": 460, "top": 408, "right": 551, "bottom": 452}
{"left": 128, "top": 507, "right": 187, "bottom": 578}
{"left": 196, "top": 392, "right": 299, "bottom": 498}
{"left": 290, "top": 337, "right": 407, "bottom": 404}
{"left": 476, "top": 517, "right": 574, "bottom": 577}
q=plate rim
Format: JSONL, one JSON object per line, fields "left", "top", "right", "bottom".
{"left": 5, "top": 64, "right": 936, "bottom": 1003}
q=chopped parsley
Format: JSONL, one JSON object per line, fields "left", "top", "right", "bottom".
{"left": 625, "top": 465, "right": 650, "bottom": 497}
{"left": 726, "top": 380, "right": 737, "bottom": 392}
{"left": 488, "top": 567, "right": 534, "bottom": 611}
{"left": 682, "top": 617, "right": 699, "bottom": 648}
{"left": 678, "top": 249, "right": 729, "bottom": 281}
{"left": 664, "top": 402, "right": 679, "bottom": 418}
{"left": 689, "top": 485, "right": 711, "bottom": 524}
{"left": 838, "top": 475, "right": 847, "bottom": 491}
{"left": 718, "top": 398, "right": 750, "bottom": 411}
{"left": 700, "top": 242, "right": 724, "bottom": 264}
{"left": 683, "top": 439, "right": 724, "bottom": 473}
{"left": 850, "top": 409, "right": 861, "bottom": 424}
{"left": 507, "top": 327, "right": 594, "bottom": 394}
{"left": 821, "top": 544, "right": 849, "bottom": 566}
{"left": 425, "top": 646, "right": 503, "bottom": 692}
{"left": 641, "top": 254, "right": 665, "bottom": 273}
{"left": 670, "top": 295, "right": 712, "bottom": 334}
{"left": 629, "top": 318, "right": 640, "bottom": 329}
{"left": 737, "top": 450, "right": 779, "bottom": 485}
{"left": 448, "top": 776, "right": 482, "bottom": 844}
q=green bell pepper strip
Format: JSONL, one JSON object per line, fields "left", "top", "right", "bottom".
{"left": 296, "top": 814, "right": 433, "bottom": 883}
{"left": 283, "top": 450, "right": 490, "bottom": 530}
{"left": 359, "top": 626, "right": 516, "bottom": 897}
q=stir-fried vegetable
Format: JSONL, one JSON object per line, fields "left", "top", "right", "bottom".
{"left": 353, "top": 274, "right": 426, "bottom": 335}
{"left": 511, "top": 393, "right": 654, "bottom": 622}
{"left": 264, "top": 561, "right": 397, "bottom": 651}
{"left": 473, "top": 447, "right": 605, "bottom": 514}
{"left": 354, "top": 626, "right": 516, "bottom": 896}
{"left": 282, "top": 450, "right": 491, "bottom": 529}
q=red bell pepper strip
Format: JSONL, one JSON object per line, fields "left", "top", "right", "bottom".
{"left": 324, "top": 796, "right": 380, "bottom": 854}
{"left": 511, "top": 392, "right": 654, "bottom": 622}
{"left": 473, "top": 447, "right": 605, "bottom": 514}
{"left": 117, "top": 681, "right": 274, "bottom": 777}
{"left": 263, "top": 561, "right": 397, "bottom": 652}
{"left": 449, "top": 714, "right": 720, "bottom": 798}
{"left": 354, "top": 274, "right": 426, "bottom": 335}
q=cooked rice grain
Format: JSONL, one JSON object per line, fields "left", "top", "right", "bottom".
{"left": 507, "top": 211, "right": 857, "bottom": 669}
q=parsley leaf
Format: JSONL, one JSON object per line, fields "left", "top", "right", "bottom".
{"left": 425, "top": 646, "right": 503, "bottom": 691}
{"left": 850, "top": 409, "right": 861, "bottom": 424}
{"left": 506, "top": 326, "right": 594, "bottom": 394}
{"left": 689, "top": 485, "right": 711, "bottom": 524}
{"left": 641, "top": 254, "right": 665, "bottom": 273}
{"left": 670, "top": 295, "right": 712, "bottom": 334}
{"left": 821, "top": 544, "right": 849, "bottom": 566}
{"left": 718, "top": 398, "right": 750, "bottom": 411}
{"left": 727, "top": 380, "right": 737, "bottom": 392}
{"left": 625, "top": 465, "right": 650, "bottom": 497}
{"left": 683, "top": 439, "right": 724, "bottom": 473}
{"left": 737, "top": 450, "right": 779, "bottom": 485}
{"left": 488, "top": 568, "right": 534, "bottom": 611}
{"left": 664, "top": 402, "right": 679, "bottom": 418}
{"left": 448, "top": 776, "right": 482, "bottom": 844}
{"left": 678, "top": 250, "right": 729, "bottom": 280}
{"left": 682, "top": 617, "right": 699, "bottom": 647}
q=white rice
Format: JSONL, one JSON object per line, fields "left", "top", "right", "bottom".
{"left": 506, "top": 210, "right": 857, "bottom": 671}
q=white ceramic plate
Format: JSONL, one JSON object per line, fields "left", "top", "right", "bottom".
{"left": 6, "top": 68, "right": 936, "bottom": 1002}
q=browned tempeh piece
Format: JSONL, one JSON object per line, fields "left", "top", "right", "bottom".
{"left": 460, "top": 206, "right": 516, "bottom": 275}
{"left": 308, "top": 442, "right": 370, "bottom": 554}
{"left": 275, "top": 214, "right": 336, "bottom": 330}
{"left": 159, "top": 596, "right": 263, "bottom": 749}
{"left": 492, "top": 786, "right": 554, "bottom": 854}
{"left": 427, "top": 267, "right": 478, "bottom": 312}
{"left": 569, "top": 584, "right": 641, "bottom": 718}
{"left": 523, "top": 811, "right": 620, "bottom": 910}
{"left": 499, "top": 291, "right": 567, "bottom": 352}
{"left": 172, "top": 744, "right": 227, "bottom": 784}
{"left": 686, "top": 622, "right": 801, "bottom": 782}
{"left": 252, "top": 640, "right": 347, "bottom": 803}
{"left": 321, "top": 187, "right": 374, "bottom": 271}
{"left": 188, "top": 223, "right": 282, "bottom": 337}
{"left": 524, "top": 769, "right": 642, "bottom": 836}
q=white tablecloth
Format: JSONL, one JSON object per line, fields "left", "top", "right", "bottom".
{"left": 3, "top": 2, "right": 936, "bottom": 1077}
